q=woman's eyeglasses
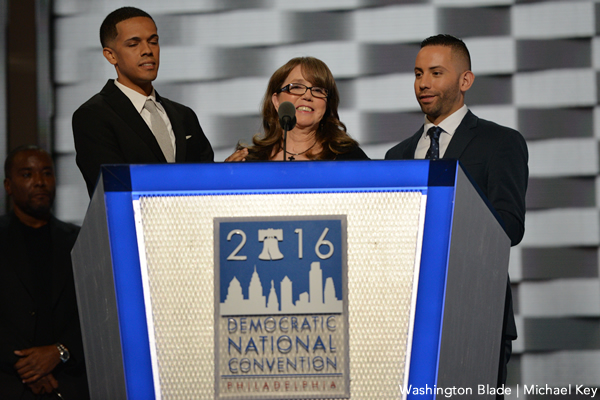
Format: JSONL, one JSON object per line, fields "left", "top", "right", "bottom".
{"left": 278, "top": 83, "right": 329, "bottom": 99}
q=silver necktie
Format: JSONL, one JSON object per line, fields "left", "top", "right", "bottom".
{"left": 145, "top": 99, "right": 175, "bottom": 162}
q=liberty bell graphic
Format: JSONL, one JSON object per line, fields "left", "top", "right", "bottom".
{"left": 258, "top": 228, "right": 284, "bottom": 260}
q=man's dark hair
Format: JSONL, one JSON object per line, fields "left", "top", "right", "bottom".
{"left": 100, "top": 7, "right": 154, "bottom": 48}
{"left": 4, "top": 145, "right": 49, "bottom": 179}
{"left": 421, "top": 34, "right": 471, "bottom": 71}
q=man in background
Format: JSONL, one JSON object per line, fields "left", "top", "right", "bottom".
{"left": 0, "top": 146, "right": 89, "bottom": 399}
{"left": 73, "top": 6, "right": 213, "bottom": 196}
{"left": 386, "top": 34, "right": 528, "bottom": 392}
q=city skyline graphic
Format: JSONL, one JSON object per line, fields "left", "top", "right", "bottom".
{"left": 221, "top": 261, "right": 343, "bottom": 316}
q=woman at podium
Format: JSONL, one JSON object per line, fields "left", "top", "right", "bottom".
{"left": 226, "top": 57, "right": 368, "bottom": 161}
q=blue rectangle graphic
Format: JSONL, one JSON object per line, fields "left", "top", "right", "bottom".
{"left": 218, "top": 218, "right": 345, "bottom": 316}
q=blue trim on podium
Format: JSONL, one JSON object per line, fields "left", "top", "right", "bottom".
{"left": 101, "top": 160, "right": 457, "bottom": 194}
{"left": 105, "top": 191, "right": 155, "bottom": 399}
{"left": 100, "top": 165, "right": 132, "bottom": 192}
{"left": 407, "top": 184, "right": 456, "bottom": 399}
{"left": 99, "top": 160, "right": 460, "bottom": 398}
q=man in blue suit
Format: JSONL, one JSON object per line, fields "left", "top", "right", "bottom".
{"left": 386, "top": 34, "right": 528, "bottom": 392}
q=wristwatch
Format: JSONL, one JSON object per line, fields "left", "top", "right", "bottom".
{"left": 56, "top": 343, "right": 70, "bottom": 363}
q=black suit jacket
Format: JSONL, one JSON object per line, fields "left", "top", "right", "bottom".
{"left": 385, "top": 110, "right": 528, "bottom": 342}
{"left": 385, "top": 110, "right": 528, "bottom": 247}
{"left": 73, "top": 80, "right": 214, "bottom": 196}
{"left": 0, "top": 213, "right": 89, "bottom": 399}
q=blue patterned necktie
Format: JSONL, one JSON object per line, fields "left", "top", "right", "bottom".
{"left": 425, "top": 126, "right": 443, "bottom": 160}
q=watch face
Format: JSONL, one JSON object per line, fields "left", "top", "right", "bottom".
{"left": 58, "top": 345, "right": 70, "bottom": 362}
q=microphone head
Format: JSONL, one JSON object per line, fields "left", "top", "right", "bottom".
{"left": 278, "top": 101, "right": 296, "bottom": 131}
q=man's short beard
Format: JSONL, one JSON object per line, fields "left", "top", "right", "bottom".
{"left": 24, "top": 202, "right": 52, "bottom": 220}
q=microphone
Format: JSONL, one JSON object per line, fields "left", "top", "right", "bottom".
{"left": 278, "top": 101, "right": 296, "bottom": 161}
{"left": 278, "top": 101, "right": 296, "bottom": 131}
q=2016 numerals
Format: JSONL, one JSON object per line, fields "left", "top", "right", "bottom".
{"left": 226, "top": 228, "right": 334, "bottom": 260}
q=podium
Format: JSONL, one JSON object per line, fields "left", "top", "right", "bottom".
{"left": 72, "top": 160, "right": 510, "bottom": 399}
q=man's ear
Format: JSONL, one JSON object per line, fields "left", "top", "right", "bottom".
{"left": 272, "top": 92, "right": 280, "bottom": 112}
{"left": 103, "top": 47, "right": 117, "bottom": 66}
{"left": 4, "top": 178, "right": 11, "bottom": 196}
{"left": 460, "top": 70, "right": 475, "bottom": 93}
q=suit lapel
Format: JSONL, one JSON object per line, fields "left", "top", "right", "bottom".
{"left": 443, "top": 110, "right": 478, "bottom": 160}
{"left": 100, "top": 80, "right": 167, "bottom": 162}
{"left": 407, "top": 127, "right": 425, "bottom": 158}
{"left": 158, "top": 94, "right": 187, "bottom": 162}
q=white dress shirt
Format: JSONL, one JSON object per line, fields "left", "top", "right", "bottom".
{"left": 114, "top": 79, "right": 176, "bottom": 159}
{"left": 414, "top": 104, "right": 469, "bottom": 159}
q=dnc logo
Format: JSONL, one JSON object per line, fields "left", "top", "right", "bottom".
{"left": 216, "top": 216, "right": 347, "bottom": 317}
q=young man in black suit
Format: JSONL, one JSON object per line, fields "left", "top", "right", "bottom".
{"left": 385, "top": 35, "right": 528, "bottom": 392}
{"left": 73, "top": 7, "right": 214, "bottom": 196}
{"left": 0, "top": 146, "right": 89, "bottom": 399}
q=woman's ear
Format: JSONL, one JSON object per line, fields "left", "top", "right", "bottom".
{"left": 272, "top": 92, "right": 280, "bottom": 111}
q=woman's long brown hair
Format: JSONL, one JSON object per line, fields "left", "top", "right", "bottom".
{"left": 244, "top": 57, "right": 358, "bottom": 160}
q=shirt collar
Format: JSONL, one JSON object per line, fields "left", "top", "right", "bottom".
{"left": 113, "top": 79, "right": 158, "bottom": 114}
{"left": 422, "top": 104, "right": 469, "bottom": 137}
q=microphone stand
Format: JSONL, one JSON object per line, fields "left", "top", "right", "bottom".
{"left": 278, "top": 102, "right": 295, "bottom": 161}
{"left": 282, "top": 118, "right": 290, "bottom": 161}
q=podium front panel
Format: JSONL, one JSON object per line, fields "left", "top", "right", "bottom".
{"left": 73, "top": 161, "right": 502, "bottom": 400}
